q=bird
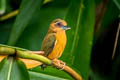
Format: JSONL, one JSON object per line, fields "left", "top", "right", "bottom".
{"left": 41, "top": 19, "right": 70, "bottom": 69}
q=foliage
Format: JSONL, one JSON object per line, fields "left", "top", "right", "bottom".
{"left": 0, "top": 0, "right": 119, "bottom": 80}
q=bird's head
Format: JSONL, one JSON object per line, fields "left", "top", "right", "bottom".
{"left": 49, "top": 19, "right": 70, "bottom": 32}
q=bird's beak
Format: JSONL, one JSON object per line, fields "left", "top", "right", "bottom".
{"left": 61, "top": 26, "right": 71, "bottom": 30}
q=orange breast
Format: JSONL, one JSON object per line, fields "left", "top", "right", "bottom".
{"left": 48, "top": 30, "right": 66, "bottom": 60}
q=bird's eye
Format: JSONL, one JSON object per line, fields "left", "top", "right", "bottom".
{"left": 56, "top": 22, "right": 62, "bottom": 26}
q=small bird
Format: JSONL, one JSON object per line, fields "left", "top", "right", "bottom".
{"left": 41, "top": 19, "right": 70, "bottom": 69}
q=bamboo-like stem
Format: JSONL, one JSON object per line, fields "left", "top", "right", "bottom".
{"left": 0, "top": 45, "right": 82, "bottom": 80}
{"left": 112, "top": 22, "right": 120, "bottom": 59}
{"left": 53, "top": 62, "right": 82, "bottom": 80}
{"left": 0, "top": 45, "right": 51, "bottom": 65}
{"left": 64, "top": 66, "right": 82, "bottom": 80}
{"left": 17, "top": 50, "right": 51, "bottom": 65}
{"left": 0, "top": 47, "right": 15, "bottom": 55}
{"left": 0, "top": 10, "right": 19, "bottom": 21}
{"left": 0, "top": 0, "right": 53, "bottom": 21}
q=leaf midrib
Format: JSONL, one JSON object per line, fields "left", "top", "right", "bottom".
{"left": 70, "top": 0, "right": 84, "bottom": 54}
{"left": 7, "top": 58, "right": 13, "bottom": 80}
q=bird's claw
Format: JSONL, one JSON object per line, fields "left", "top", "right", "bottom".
{"left": 59, "top": 62, "right": 66, "bottom": 70}
{"left": 52, "top": 59, "right": 66, "bottom": 70}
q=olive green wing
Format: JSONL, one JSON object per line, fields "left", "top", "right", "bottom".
{"left": 41, "top": 33, "right": 56, "bottom": 57}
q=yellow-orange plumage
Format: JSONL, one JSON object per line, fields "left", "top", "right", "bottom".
{"left": 41, "top": 19, "right": 70, "bottom": 68}
{"left": 48, "top": 30, "right": 66, "bottom": 59}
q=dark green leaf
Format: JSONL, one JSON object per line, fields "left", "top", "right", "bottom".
{"left": 15, "top": 0, "right": 69, "bottom": 50}
{"left": 90, "top": 0, "right": 120, "bottom": 80}
{"left": 8, "top": 0, "right": 43, "bottom": 45}
{"left": 63, "top": 0, "right": 95, "bottom": 79}
{"left": 0, "top": 20, "right": 13, "bottom": 44}
{"left": 96, "top": 0, "right": 119, "bottom": 37}
{"left": 113, "top": 0, "right": 120, "bottom": 9}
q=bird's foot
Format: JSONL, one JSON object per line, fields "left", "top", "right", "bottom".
{"left": 52, "top": 58, "right": 66, "bottom": 70}
{"left": 59, "top": 60, "right": 66, "bottom": 70}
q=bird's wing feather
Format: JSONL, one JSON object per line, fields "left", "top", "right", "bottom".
{"left": 41, "top": 33, "right": 56, "bottom": 56}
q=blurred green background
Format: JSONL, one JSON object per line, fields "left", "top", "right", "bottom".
{"left": 0, "top": 0, "right": 119, "bottom": 80}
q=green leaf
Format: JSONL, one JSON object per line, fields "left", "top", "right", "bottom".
{"left": 15, "top": 0, "right": 70, "bottom": 50}
{"left": 29, "top": 71, "right": 67, "bottom": 80}
{"left": 29, "top": 66, "right": 73, "bottom": 80}
{"left": 113, "top": 0, "right": 120, "bottom": 9}
{"left": 0, "top": 20, "right": 13, "bottom": 44}
{"left": 0, "top": 57, "right": 29, "bottom": 80}
{"left": 8, "top": 0, "right": 43, "bottom": 45}
{"left": 63, "top": 0, "right": 95, "bottom": 79}
{"left": 90, "top": 0, "right": 120, "bottom": 80}
{"left": 96, "top": 0, "right": 120, "bottom": 37}
{"left": 0, "top": 0, "right": 6, "bottom": 15}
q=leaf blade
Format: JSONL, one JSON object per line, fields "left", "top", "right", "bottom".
{"left": 8, "top": 0, "right": 43, "bottom": 45}
{"left": 63, "top": 0, "right": 95, "bottom": 79}
{"left": 0, "top": 57, "right": 29, "bottom": 80}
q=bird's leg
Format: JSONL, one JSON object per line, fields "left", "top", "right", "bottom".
{"left": 59, "top": 60, "right": 66, "bottom": 66}
{"left": 52, "top": 58, "right": 61, "bottom": 68}
{"left": 59, "top": 60, "right": 66, "bottom": 70}
{"left": 52, "top": 58, "right": 66, "bottom": 70}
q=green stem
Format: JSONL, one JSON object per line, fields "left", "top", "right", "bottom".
{"left": 0, "top": 47, "right": 15, "bottom": 55}
{"left": 17, "top": 50, "right": 51, "bottom": 65}
{"left": 0, "top": 10, "right": 18, "bottom": 21}
{"left": 0, "top": 44, "right": 82, "bottom": 80}
{"left": 0, "top": 45, "right": 52, "bottom": 65}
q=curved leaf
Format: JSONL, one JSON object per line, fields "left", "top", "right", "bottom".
{"left": 0, "top": 57, "right": 29, "bottom": 80}
{"left": 0, "top": 0, "right": 6, "bottom": 15}
{"left": 63, "top": 0, "right": 95, "bottom": 79}
{"left": 8, "top": 0, "right": 43, "bottom": 45}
